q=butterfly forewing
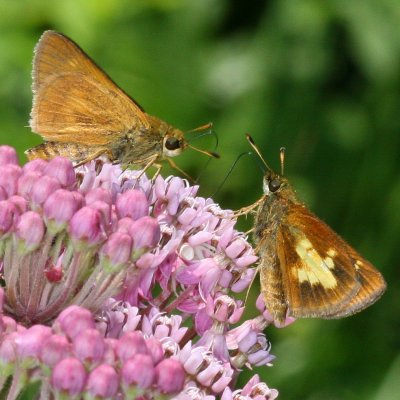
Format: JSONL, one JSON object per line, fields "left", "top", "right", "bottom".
{"left": 30, "top": 31, "right": 150, "bottom": 144}
{"left": 276, "top": 204, "right": 386, "bottom": 319}
{"left": 326, "top": 252, "right": 386, "bottom": 318}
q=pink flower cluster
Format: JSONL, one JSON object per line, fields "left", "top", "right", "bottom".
{"left": 0, "top": 146, "right": 279, "bottom": 399}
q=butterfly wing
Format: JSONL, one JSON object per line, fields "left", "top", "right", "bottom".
{"left": 277, "top": 204, "right": 386, "bottom": 319}
{"left": 30, "top": 30, "right": 150, "bottom": 145}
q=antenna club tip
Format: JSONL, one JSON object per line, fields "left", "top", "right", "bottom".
{"left": 245, "top": 133, "right": 254, "bottom": 143}
{"left": 211, "top": 151, "right": 220, "bottom": 159}
{"left": 280, "top": 147, "right": 286, "bottom": 153}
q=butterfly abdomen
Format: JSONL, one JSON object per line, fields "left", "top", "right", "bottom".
{"left": 25, "top": 141, "right": 107, "bottom": 163}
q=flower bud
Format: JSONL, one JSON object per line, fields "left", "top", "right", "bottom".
{"left": 86, "top": 364, "right": 119, "bottom": 398}
{"left": 72, "top": 328, "right": 105, "bottom": 364}
{"left": 40, "top": 334, "right": 71, "bottom": 367}
{"left": 116, "top": 331, "right": 148, "bottom": 363}
{"left": 116, "top": 190, "right": 148, "bottom": 220}
{"left": 8, "top": 195, "right": 28, "bottom": 214}
{"left": 0, "top": 165, "right": 22, "bottom": 197}
{"left": 44, "top": 189, "right": 81, "bottom": 233}
{"left": 69, "top": 206, "right": 105, "bottom": 247}
{"left": 30, "top": 175, "right": 61, "bottom": 206}
{"left": 23, "top": 158, "right": 47, "bottom": 173}
{"left": 0, "top": 200, "right": 19, "bottom": 236}
{"left": 16, "top": 211, "right": 45, "bottom": 253}
{"left": 51, "top": 358, "right": 87, "bottom": 396}
{"left": 55, "top": 306, "right": 96, "bottom": 340}
{"left": 17, "top": 171, "right": 42, "bottom": 198}
{"left": 155, "top": 358, "right": 185, "bottom": 394}
{"left": 116, "top": 217, "right": 135, "bottom": 234}
{"left": 44, "top": 156, "right": 76, "bottom": 188}
{"left": 14, "top": 325, "right": 52, "bottom": 359}
{"left": 85, "top": 187, "right": 112, "bottom": 205}
{"left": 44, "top": 264, "right": 63, "bottom": 283}
{"left": 0, "top": 145, "right": 18, "bottom": 165}
{"left": 100, "top": 232, "right": 132, "bottom": 272}
{"left": 89, "top": 200, "right": 111, "bottom": 226}
{"left": 129, "top": 216, "right": 160, "bottom": 259}
{"left": 146, "top": 337, "right": 164, "bottom": 364}
{"left": 122, "top": 354, "right": 155, "bottom": 389}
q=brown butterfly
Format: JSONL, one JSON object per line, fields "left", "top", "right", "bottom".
{"left": 26, "top": 30, "right": 218, "bottom": 172}
{"left": 241, "top": 135, "right": 386, "bottom": 326}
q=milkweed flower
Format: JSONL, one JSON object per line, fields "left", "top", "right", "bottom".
{"left": 0, "top": 145, "right": 278, "bottom": 399}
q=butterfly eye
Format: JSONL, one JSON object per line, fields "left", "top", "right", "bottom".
{"left": 269, "top": 178, "right": 281, "bottom": 192}
{"left": 165, "top": 137, "right": 181, "bottom": 150}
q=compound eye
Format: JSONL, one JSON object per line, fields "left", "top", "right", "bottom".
{"left": 269, "top": 178, "right": 281, "bottom": 192}
{"left": 165, "top": 137, "right": 181, "bottom": 150}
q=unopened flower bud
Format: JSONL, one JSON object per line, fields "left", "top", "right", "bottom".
{"left": 116, "top": 190, "right": 148, "bottom": 220}
{"left": 23, "top": 158, "right": 47, "bottom": 173}
{"left": 155, "top": 358, "right": 185, "bottom": 394}
{"left": 44, "top": 157, "right": 76, "bottom": 188}
{"left": 16, "top": 211, "right": 45, "bottom": 253}
{"left": 86, "top": 364, "right": 119, "bottom": 398}
{"left": 116, "top": 331, "right": 148, "bottom": 363}
{"left": 0, "top": 165, "right": 22, "bottom": 197}
{"left": 31, "top": 175, "right": 61, "bottom": 206}
{"left": 100, "top": 232, "right": 132, "bottom": 273}
{"left": 17, "top": 171, "right": 42, "bottom": 198}
{"left": 15, "top": 325, "right": 52, "bottom": 359}
{"left": 0, "top": 145, "right": 18, "bottom": 165}
{"left": 51, "top": 358, "right": 87, "bottom": 397}
{"left": 0, "top": 200, "right": 19, "bottom": 236}
{"left": 55, "top": 306, "right": 95, "bottom": 340}
{"left": 8, "top": 195, "right": 27, "bottom": 214}
{"left": 72, "top": 328, "right": 105, "bottom": 364}
{"left": 44, "top": 189, "right": 81, "bottom": 233}
{"left": 146, "top": 337, "right": 164, "bottom": 364}
{"left": 40, "top": 334, "right": 71, "bottom": 367}
{"left": 69, "top": 207, "right": 105, "bottom": 247}
{"left": 129, "top": 216, "right": 160, "bottom": 259}
{"left": 122, "top": 354, "right": 155, "bottom": 389}
{"left": 85, "top": 187, "right": 112, "bottom": 205}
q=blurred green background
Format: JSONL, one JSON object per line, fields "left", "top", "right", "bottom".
{"left": 1, "top": 1, "right": 399, "bottom": 399}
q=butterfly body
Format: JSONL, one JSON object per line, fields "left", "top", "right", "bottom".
{"left": 26, "top": 31, "right": 190, "bottom": 167}
{"left": 254, "top": 165, "right": 386, "bottom": 326}
{"left": 27, "top": 111, "right": 185, "bottom": 166}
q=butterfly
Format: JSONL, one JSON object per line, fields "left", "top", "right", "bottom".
{"left": 26, "top": 30, "right": 218, "bottom": 172}
{"left": 242, "top": 134, "right": 386, "bottom": 326}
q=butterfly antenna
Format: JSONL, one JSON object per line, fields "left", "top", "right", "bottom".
{"left": 192, "top": 131, "right": 220, "bottom": 184}
{"left": 280, "top": 147, "right": 286, "bottom": 176}
{"left": 186, "top": 122, "right": 213, "bottom": 134}
{"left": 211, "top": 151, "right": 252, "bottom": 197}
{"left": 187, "top": 143, "right": 220, "bottom": 159}
{"left": 245, "top": 134, "right": 272, "bottom": 172}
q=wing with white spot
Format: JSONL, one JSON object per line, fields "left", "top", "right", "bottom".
{"left": 276, "top": 204, "right": 386, "bottom": 318}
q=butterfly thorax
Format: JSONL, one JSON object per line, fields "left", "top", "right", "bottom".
{"left": 111, "top": 113, "right": 186, "bottom": 165}
{"left": 144, "top": 113, "right": 186, "bottom": 158}
{"left": 255, "top": 172, "right": 298, "bottom": 242}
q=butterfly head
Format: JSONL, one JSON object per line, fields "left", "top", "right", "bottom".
{"left": 263, "top": 170, "right": 283, "bottom": 194}
{"left": 163, "top": 129, "right": 186, "bottom": 158}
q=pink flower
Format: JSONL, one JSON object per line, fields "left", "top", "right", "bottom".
{"left": 0, "top": 149, "right": 280, "bottom": 399}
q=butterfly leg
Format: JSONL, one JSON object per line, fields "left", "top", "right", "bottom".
{"left": 133, "top": 154, "right": 160, "bottom": 180}
{"left": 234, "top": 198, "right": 263, "bottom": 217}
{"left": 166, "top": 158, "right": 194, "bottom": 182}
{"left": 74, "top": 148, "right": 113, "bottom": 167}
{"left": 150, "top": 163, "right": 163, "bottom": 183}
